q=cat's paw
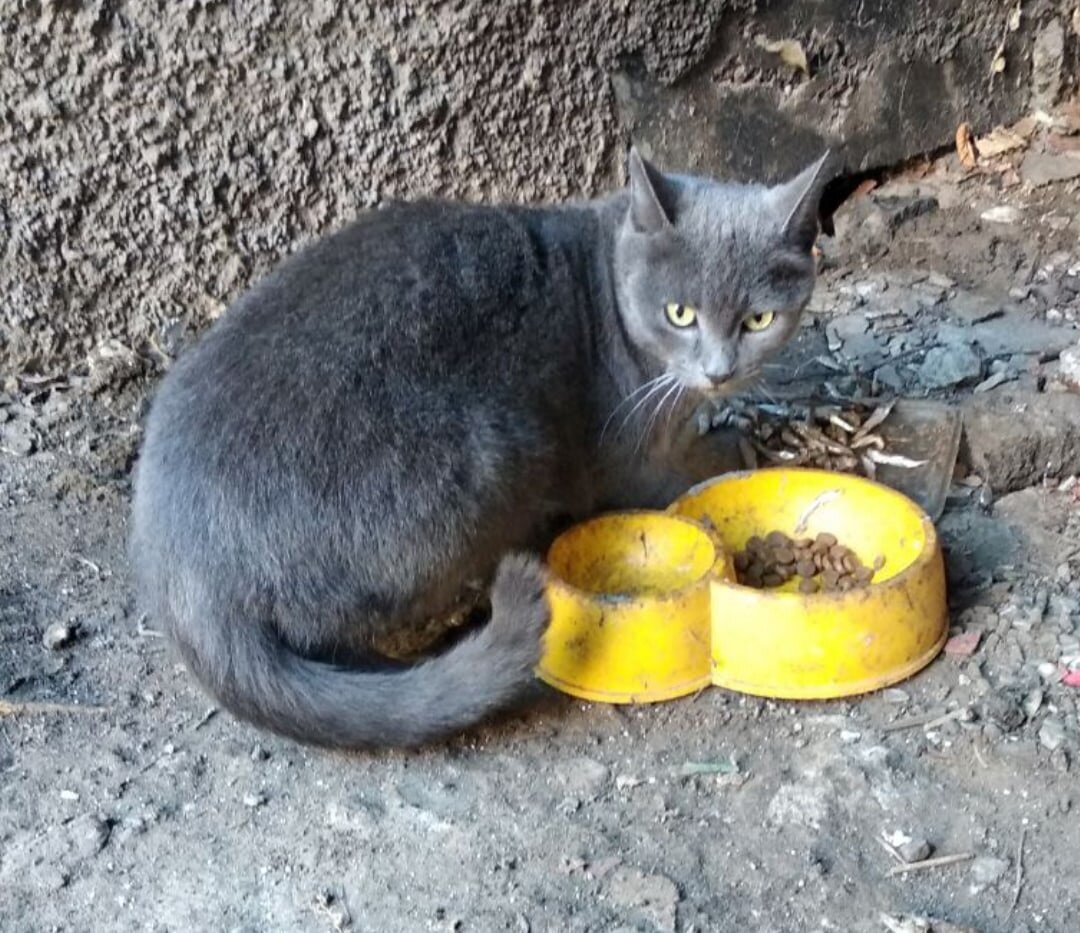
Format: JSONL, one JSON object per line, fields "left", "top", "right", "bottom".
{"left": 487, "top": 552, "right": 551, "bottom": 670}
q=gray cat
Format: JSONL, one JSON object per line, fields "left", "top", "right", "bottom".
{"left": 130, "top": 148, "right": 829, "bottom": 749}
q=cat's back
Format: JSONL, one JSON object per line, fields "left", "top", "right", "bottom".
{"left": 136, "top": 199, "right": 592, "bottom": 511}
{"left": 166, "top": 200, "right": 576, "bottom": 404}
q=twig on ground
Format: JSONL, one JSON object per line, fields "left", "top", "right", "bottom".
{"left": 1009, "top": 828, "right": 1027, "bottom": 913}
{"left": 886, "top": 852, "right": 974, "bottom": 877}
{"left": 0, "top": 700, "right": 109, "bottom": 717}
{"left": 881, "top": 706, "right": 972, "bottom": 734}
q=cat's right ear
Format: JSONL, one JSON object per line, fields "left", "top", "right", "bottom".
{"left": 627, "top": 146, "right": 676, "bottom": 234}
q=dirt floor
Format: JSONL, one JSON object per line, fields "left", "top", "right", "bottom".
{"left": 3, "top": 126, "right": 1080, "bottom": 932}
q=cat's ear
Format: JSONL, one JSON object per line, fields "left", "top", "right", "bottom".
{"left": 772, "top": 151, "right": 832, "bottom": 251}
{"left": 627, "top": 146, "right": 676, "bottom": 234}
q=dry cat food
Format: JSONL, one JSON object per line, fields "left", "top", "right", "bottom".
{"left": 739, "top": 401, "right": 926, "bottom": 480}
{"left": 732, "top": 530, "right": 885, "bottom": 594}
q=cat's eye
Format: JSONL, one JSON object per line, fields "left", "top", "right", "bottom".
{"left": 664, "top": 302, "right": 698, "bottom": 328}
{"left": 742, "top": 310, "right": 776, "bottom": 332}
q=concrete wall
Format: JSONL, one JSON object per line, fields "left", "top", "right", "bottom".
{"left": 2, "top": 1, "right": 1073, "bottom": 375}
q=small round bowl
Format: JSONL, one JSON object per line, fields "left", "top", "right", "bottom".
{"left": 537, "top": 511, "right": 733, "bottom": 703}
{"left": 669, "top": 468, "right": 948, "bottom": 700}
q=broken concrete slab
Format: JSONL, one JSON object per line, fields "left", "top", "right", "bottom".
{"left": 995, "top": 488, "right": 1076, "bottom": 572}
{"left": 961, "top": 390, "right": 1080, "bottom": 492}
{"left": 919, "top": 343, "right": 983, "bottom": 388}
{"left": 1021, "top": 151, "right": 1080, "bottom": 187}
{"left": 968, "top": 314, "right": 1080, "bottom": 358}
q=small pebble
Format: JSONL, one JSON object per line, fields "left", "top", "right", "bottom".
{"left": 42, "top": 621, "right": 77, "bottom": 651}
{"left": 1040, "top": 718, "right": 1066, "bottom": 751}
{"left": 970, "top": 855, "right": 1009, "bottom": 886}
{"left": 896, "top": 837, "right": 932, "bottom": 863}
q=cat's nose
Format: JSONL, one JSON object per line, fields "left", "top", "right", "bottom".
{"left": 703, "top": 367, "right": 734, "bottom": 388}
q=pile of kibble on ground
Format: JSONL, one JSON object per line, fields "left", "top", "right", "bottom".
{"left": 732, "top": 531, "right": 885, "bottom": 593}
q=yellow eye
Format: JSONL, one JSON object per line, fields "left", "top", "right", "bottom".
{"left": 664, "top": 302, "right": 697, "bottom": 328}
{"left": 742, "top": 310, "right": 776, "bottom": 332}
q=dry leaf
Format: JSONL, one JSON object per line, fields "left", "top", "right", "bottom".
{"left": 757, "top": 37, "right": 809, "bottom": 74}
{"left": 1056, "top": 98, "right": 1080, "bottom": 134}
{"left": 1046, "top": 133, "right": 1080, "bottom": 153}
{"left": 1010, "top": 114, "right": 1038, "bottom": 138}
{"left": 955, "top": 123, "right": 979, "bottom": 169}
{"left": 975, "top": 125, "right": 1027, "bottom": 157}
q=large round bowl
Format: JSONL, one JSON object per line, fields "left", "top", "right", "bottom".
{"left": 537, "top": 511, "right": 734, "bottom": 703}
{"left": 669, "top": 468, "right": 948, "bottom": 699}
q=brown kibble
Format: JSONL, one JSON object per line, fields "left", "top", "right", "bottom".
{"left": 873, "top": 555, "right": 886, "bottom": 571}
{"left": 733, "top": 529, "right": 874, "bottom": 592}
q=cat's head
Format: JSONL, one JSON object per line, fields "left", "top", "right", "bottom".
{"left": 613, "top": 147, "right": 830, "bottom": 396}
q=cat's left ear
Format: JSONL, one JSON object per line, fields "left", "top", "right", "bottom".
{"left": 627, "top": 146, "right": 677, "bottom": 234}
{"left": 772, "top": 151, "right": 832, "bottom": 252}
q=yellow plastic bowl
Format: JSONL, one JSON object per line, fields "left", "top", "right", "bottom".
{"left": 537, "top": 511, "right": 734, "bottom": 703}
{"left": 669, "top": 468, "right": 948, "bottom": 699}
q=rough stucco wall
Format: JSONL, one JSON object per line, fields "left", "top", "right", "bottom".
{"left": 0, "top": 1, "right": 1071, "bottom": 376}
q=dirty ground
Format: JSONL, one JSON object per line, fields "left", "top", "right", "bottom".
{"left": 3, "top": 121, "right": 1080, "bottom": 932}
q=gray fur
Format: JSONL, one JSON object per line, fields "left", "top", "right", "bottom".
{"left": 130, "top": 149, "right": 829, "bottom": 749}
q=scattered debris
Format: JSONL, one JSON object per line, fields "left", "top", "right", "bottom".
{"left": 193, "top": 707, "right": 219, "bottom": 730}
{"left": 745, "top": 401, "right": 927, "bottom": 480}
{"left": 1039, "top": 717, "right": 1066, "bottom": 751}
{"left": 975, "top": 128, "right": 1028, "bottom": 159}
{"left": 944, "top": 631, "right": 982, "bottom": 658}
{"left": 1059, "top": 342, "right": 1080, "bottom": 390}
{"left": 0, "top": 700, "right": 109, "bottom": 717}
{"left": 969, "top": 855, "right": 1009, "bottom": 886}
{"left": 755, "top": 37, "right": 809, "bottom": 74}
{"left": 1010, "top": 829, "right": 1027, "bottom": 913}
{"left": 677, "top": 758, "right": 738, "bottom": 777}
{"left": 1021, "top": 151, "right": 1080, "bottom": 187}
{"left": 887, "top": 851, "right": 974, "bottom": 877}
{"left": 882, "top": 830, "right": 932, "bottom": 864}
{"left": 980, "top": 205, "right": 1022, "bottom": 224}
{"left": 881, "top": 707, "right": 973, "bottom": 734}
{"left": 606, "top": 868, "right": 680, "bottom": 933}
{"left": 918, "top": 343, "right": 982, "bottom": 389}
{"left": 312, "top": 889, "right": 353, "bottom": 931}
{"left": 42, "top": 620, "right": 78, "bottom": 651}
{"left": 955, "top": 123, "right": 979, "bottom": 170}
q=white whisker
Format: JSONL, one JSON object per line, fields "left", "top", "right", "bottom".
{"left": 599, "top": 376, "right": 667, "bottom": 442}
{"left": 615, "top": 374, "right": 675, "bottom": 441}
{"left": 635, "top": 378, "right": 682, "bottom": 456}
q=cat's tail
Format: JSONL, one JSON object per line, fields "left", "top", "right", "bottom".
{"left": 176, "top": 553, "right": 551, "bottom": 749}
